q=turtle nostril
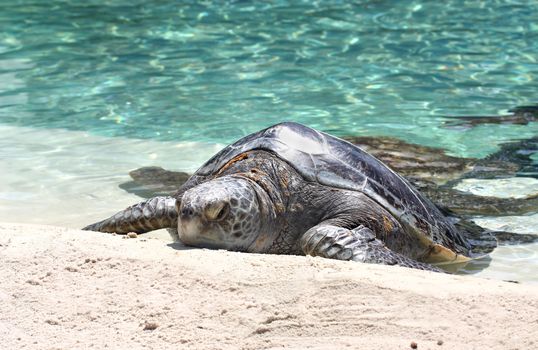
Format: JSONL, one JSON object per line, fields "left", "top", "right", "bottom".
{"left": 180, "top": 206, "right": 194, "bottom": 218}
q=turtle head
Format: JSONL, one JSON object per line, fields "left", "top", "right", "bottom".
{"left": 177, "top": 176, "right": 264, "bottom": 251}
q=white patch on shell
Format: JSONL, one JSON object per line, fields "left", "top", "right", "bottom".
{"left": 277, "top": 126, "right": 327, "bottom": 155}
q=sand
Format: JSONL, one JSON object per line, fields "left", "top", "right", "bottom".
{"left": 1, "top": 223, "right": 537, "bottom": 350}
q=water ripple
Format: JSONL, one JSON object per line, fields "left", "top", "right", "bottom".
{"left": 0, "top": 1, "right": 536, "bottom": 157}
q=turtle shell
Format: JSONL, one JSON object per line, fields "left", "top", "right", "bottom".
{"left": 196, "top": 122, "right": 471, "bottom": 261}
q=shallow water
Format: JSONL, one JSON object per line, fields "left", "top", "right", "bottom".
{"left": 1, "top": 1, "right": 537, "bottom": 282}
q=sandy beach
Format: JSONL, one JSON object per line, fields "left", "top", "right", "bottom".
{"left": 1, "top": 223, "right": 536, "bottom": 350}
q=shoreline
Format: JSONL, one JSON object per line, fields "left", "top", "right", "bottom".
{"left": 1, "top": 222, "right": 537, "bottom": 349}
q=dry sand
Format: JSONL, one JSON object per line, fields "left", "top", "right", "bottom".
{"left": 1, "top": 223, "right": 537, "bottom": 350}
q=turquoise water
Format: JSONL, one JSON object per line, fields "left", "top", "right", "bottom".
{"left": 1, "top": 0, "right": 538, "bottom": 157}
{"left": 1, "top": 1, "right": 537, "bottom": 282}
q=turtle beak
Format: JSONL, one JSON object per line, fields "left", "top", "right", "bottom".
{"left": 178, "top": 207, "right": 202, "bottom": 244}
{"left": 178, "top": 202, "right": 199, "bottom": 235}
{"left": 178, "top": 201, "right": 222, "bottom": 246}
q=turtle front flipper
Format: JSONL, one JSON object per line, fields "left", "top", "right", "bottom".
{"left": 300, "top": 223, "right": 442, "bottom": 272}
{"left": 83, "top": 196, "right": 178, "bottom": 234}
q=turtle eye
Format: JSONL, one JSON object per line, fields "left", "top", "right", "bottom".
{"left": 204, "top": 201, "right": 229, "bottom": 221}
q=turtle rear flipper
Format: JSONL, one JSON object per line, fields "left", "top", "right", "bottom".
{"left": 83, "top": 196, "right": 178, "bottom": 234}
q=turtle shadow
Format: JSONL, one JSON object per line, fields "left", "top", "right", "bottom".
{"left": 166, "top": 242, "right": 196, "bottom": 251}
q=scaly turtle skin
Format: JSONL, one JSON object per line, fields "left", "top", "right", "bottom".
{"left": 84, "top": 122, "right": 484, "bottom": 272}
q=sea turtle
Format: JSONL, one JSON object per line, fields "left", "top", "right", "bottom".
{"left": 84, "top": 122, "right": 490, "bottom": 272}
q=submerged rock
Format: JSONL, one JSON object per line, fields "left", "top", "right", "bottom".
{"left": 344, "top": 135, "right": 474, "bottom": 184}
{"left": 472, "top": 213, "right": 538, "bottom": 236}
{"left": 453, "top": 177, "right": 538, "bottom": 199}
{"left": 483, "top": 135, "right": 538, "bottom": 178}
{"left": 443, "top": 105, "right": 538, "bottom": 130}
{"left": 119, "top": 166, "right": 190, "bottom": 198}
